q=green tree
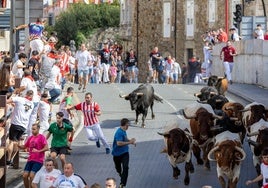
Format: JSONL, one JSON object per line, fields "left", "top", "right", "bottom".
{"left": 52, "top": 3, "right": 120, "bottom": 46}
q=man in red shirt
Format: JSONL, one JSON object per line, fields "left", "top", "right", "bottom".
{"left": 68, "top": 92, "right": 111, "bottom": 154}
{"left": 220, "top": 40, "right": 238, "bottom": 84}
{"left": 218, "top": 28, "right": 228, "bottom": 43}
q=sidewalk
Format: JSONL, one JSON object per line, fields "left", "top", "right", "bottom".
{"left": 6, "top": 88, "right": 82, "bottom": 186}
{"left": 228, "top": 83, "right": 268, "bottom": 106}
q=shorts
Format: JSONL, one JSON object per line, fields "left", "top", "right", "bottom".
{"left": 24, "top": 161, "right": 43, "bottom": 174}
{"left": 127, "top": 66, "right": 135, "bottom": 72}
{"left": 78, "top": 69, "right": 89, "bottom": 78}
{"left": 70, "top": 67, "right": 76, "bottom": 75}
{"left": 50, "top": 146, "right": 68, "bottom": 155}
{"left": 151, "top": 62, "right": 159, "bottom": 71}
{"left": 88, "top": 68, "right": 93, "bottom": 76}
{"left": 9, "top": 124, "right": 26, "bottom": 141}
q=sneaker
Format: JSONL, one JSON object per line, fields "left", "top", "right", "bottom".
{"left": 106, "top": 148, "right": 110, "bottom": 154}
{"left": 6, "top": 160, "right": 13, "bottom": 166}
{"left": 82, "top": 88, "right": 86, "bottom": 92}
{"left": 229, "top": 80, "right": 233, "bottom": 85}
{"left": 96, "top": 139, "right": 100, "bottom": 148}
{"left": 78, "top": 84, "right": 82, "bottom": 90}
{"left": 119, "top": 184, "right": 124, "bottom": 188}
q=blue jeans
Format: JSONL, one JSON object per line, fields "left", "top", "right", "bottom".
{"left": 49, "top": 88, "right": 61, "bottom": 103}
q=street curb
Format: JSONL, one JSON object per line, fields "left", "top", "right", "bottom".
{"left": 228, "top": 87, "right": 254, "bottom": 103}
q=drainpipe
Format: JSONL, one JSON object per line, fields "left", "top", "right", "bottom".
{"left": 225, "top": 0, "right": 229, "bottom": 36}
{"left": 261, "top": 0, "right": 266, "bottom": 17}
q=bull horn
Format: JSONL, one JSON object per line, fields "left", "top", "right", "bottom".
{"left": 225, "top": 106, "right": 234, "bottom": 110}
{"left": 208, "top": 146, "right": 219, "bottom": 161}
{"left": 247, "top": 139, "right": 260, "bottom": 147}
{"left": 194, "top": 92, "right": 201, "bottom": 97}
{"left": 230, "top": 117, "right": 239, "bottom": 121}
{"left": 235, "top": 146, "right": 246, "bottom": 161}
{"left": 119, "top": 94, "right": 129, "bottom": 98}
{"left": 210, "top": 91, "right": 217, "bottom": 95}
{"left": 240, "top": 107, "right": 251, "bottom": 112}
{"left": 181, "top": 109, "right": 196, "bottom": 119}
{"left": 218, "top": 77, "right": 224, "bottom": 79}
{"left": 136, "top": 92, "right": 144, "bottom": 96}
{"left": 213, "top": 114, "right": 223, "bottom": 120}
{"left": 197, "top": 100, "right": 207, "bottom": 104}
{"left": 157, "top": 132, "right": 165, "bottom": 136}
{"left": 247, "top": 131, "right": 259, "bottom": 137}
{"left": 202, "top": 77, "right": 209, "bottom": 80}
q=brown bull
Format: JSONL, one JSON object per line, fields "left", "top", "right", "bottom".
{"left": 208, "top": 131, "right": 246, "bottom": 188}
{"left": 158, "top": 128, "right": 194, "bottom": 185}
{"left": 183, "top": 107, "right": 221, "bottom": 170}
{"left": 221, "top": 102, "right": 246, "bottom": 143}
{"left": 242, "top": 102, "right": 268, "bottom": 128}
{"left": 207, "top": 75, "right": 228, "bottom": 96}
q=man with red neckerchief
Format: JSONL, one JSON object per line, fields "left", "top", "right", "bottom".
{"left": 6, "top": 90, "right": 35, "bottom": 166}
{"left": 246, "top": 148, "right": 268, "bottom": 187}
{"left": 16, "top": 69, "right": 40, "bottom": 136}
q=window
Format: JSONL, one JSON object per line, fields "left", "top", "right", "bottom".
{"left": 0, "top": 31, "right": 5, "bottom": 38}
{"left": 208, "top": 0, "right": 216, "bottom": 23}
{"left": 163, "top": 1, "right": 171, "bottom": 38}
{"left": 186, "top": 0, "right": 194, "bottom": 37}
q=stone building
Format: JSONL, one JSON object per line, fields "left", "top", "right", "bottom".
{"left": 119, "top": 0, "right": 268, "bottom": 82}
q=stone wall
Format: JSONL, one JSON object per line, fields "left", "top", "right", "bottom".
{"left": 212, "top": 39, "right": 268, "bottom": 88}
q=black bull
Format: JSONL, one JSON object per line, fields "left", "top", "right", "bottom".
{"left": 119, "top": 84, "right": 163, "bottom": 127}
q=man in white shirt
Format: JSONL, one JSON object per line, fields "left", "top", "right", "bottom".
{"left": 50, "top": 162, "right": 87, "bottom": 188}
{"left": 12, "top": 53, "right": 27, "bottom": 78}
{"left": 32, "top": 158, "right": 61, "bottom": 188}
{"left": 6, "top": 90, "right": 34, "bottom": 166}
{"left": 38, "top": 93, "right": 51, "bottom": 134}
{"left": 254, "top": 24, "right": 264, "bottom": 40}
{"left": 16, "top": 69, "right": 40, "bottom": 136}
{"left": 75, "top": 43, "right": 92, "bottom": 92}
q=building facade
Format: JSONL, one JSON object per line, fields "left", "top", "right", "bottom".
{"left": 119, "top": 0, "right": 268, "bottom": 82}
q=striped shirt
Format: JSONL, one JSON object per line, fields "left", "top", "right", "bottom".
{"left": 75, "top": 102, "right": 100, "bottom": 126}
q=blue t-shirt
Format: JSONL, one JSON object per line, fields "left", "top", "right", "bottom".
{"left": 112, "top": 128, "right": 129, "bottom": 156}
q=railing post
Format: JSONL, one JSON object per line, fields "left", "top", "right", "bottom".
{"left": 12, "top": 78, "right": 21, "bottom": 169}
{"left": 0, "top": 95, "right": 7, "bottom": 188}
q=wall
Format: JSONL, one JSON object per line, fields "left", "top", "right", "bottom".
{"left": 211, "top": 39, "right": 268, "bottom": 88}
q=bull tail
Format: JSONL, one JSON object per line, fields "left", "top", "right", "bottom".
{"left": 154, "top": 93, "right": 163, "bottom": 103}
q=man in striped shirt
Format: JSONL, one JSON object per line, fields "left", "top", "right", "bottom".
{"left": 68, "top": 92, "right": 111, "bottom": 154}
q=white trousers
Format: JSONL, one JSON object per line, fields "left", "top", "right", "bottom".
{"left": 101, "top": 63, "right": 110, "bottom": 83}
{"left": 30, "top": 39, "right": 44, "bottom": 54}
{"left": 223, "top": 61, "right": 234, "bottom": 81}
{"left": 84, "top": 123, "right": 110, "bottom": 149}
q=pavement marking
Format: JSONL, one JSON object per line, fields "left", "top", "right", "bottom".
{"left": 155, "top": 92, "right": 184, "bottom": 120}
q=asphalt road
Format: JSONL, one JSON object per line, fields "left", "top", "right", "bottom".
{"left": 67, "top": 83, "right": 257, "bottom": 188}
{"left": 8, "top": 83, "right": 259, "bottom": 188}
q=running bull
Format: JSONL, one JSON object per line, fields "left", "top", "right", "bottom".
{"left": 158, "top": 127, "right": 194, "bottom": 185}
{"left": 119, "top": 84, "right": 163, "bottom": 128}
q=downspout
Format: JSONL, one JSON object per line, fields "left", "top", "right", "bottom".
{"left": 261, "top": 0, "right": 266, "bottom": 17}
{"left": 174, "top": 0, "right": 177, "bottom": 59}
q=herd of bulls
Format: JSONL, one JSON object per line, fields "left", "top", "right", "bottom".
{"left": 157, "top": 76, "right": 268, "bottom": 188}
